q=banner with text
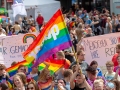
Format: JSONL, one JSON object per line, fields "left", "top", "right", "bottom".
{"left": 0, "top": 33, "right": 38, "bottom": 67}
{"left": 82, "top": 33, "right": 120, "bottom": 66}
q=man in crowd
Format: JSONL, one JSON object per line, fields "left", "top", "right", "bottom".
{"left": 36, "top": 13, "right": 44, "bottom": 31}
{"left": 70, "top": 50, "right": 89, "bottom": 76}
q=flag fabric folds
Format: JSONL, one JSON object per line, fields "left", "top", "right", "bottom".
{"left": 23, "top": 9, "right": 72, "bottom": 67}
{"left": 6, "top": 58, "right": 71, "bottom": 77}
{"left": 39, "top": 59, "right": 71, "bottom": 75}
{"left": 6, "top": 60, "right": 32, "bottom": 77}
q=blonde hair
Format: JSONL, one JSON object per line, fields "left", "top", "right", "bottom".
{"left": 38, "top": 68, "right": 50, "bottom": 81}
{"left": 106, "top": 61, "right": 114, "bottom": 66}
{"left": 16, "top": 72, "right": 27, "bottom": 84}
{"left": 94, "top": 79, "right": 104, "bottom": 85}
{"left": 57, "top": 51, "right": 65, "bottom": 58}
{"left": 107, "top": 17, "right": 111, "bottom": 21}
{"left": 13, "top": 75, "right": 25, "bottom": 88}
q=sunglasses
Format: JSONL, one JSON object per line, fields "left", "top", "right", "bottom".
{"left": 27, "top": 87, "right": 34, "bottom": 90}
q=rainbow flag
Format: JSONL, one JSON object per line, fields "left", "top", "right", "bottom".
{"left": 6, "top": 60, "right": 32, "bottom": 77}
{"left": 6, "top": 58, "right": 70, "bottom": 76}
{"left": 23, "top": 9, "right": 72, "bottom": 67}
{"left": 39, "top": 59, "right": 71, "bottom": 75}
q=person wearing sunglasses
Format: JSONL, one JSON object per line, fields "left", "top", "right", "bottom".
{"left": 27, "top": 82, "right": 39, "bottom": 90}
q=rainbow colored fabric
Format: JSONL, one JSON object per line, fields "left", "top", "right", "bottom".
{"left": 6, "top": 59, "right": 71, "bottom": 76}
{"left": 6, "top": 60, "right": 32, "bottom": 77}
{"left": 23, "top": 9, "right": 72, "bottom": 67}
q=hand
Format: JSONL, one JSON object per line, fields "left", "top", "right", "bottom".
{"left": 81, "top": 74, "right": 85, "bottom": 80}
{"left": 76, "top": 63, "right": 82, "bottom": 73}
{"left": 65, "top": 51, "right": 69, "bottom": 55}
{"left": 58, "top": 83, "right": 65, "bottom": 90}
{"left": 116, "top": 67, "right": 120, "bottom": 73}
{"left": 51, "top": 81, "right": 55, "bottom": 87}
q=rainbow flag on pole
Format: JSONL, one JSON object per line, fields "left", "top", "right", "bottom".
{"left": 23, "top": 9, "right": 72, "bottom": 67}
{"left": 6, "top": 61, "right": 32, "bottom": 77}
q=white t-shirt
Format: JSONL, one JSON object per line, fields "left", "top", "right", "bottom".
{"left": 0, "top": 33, "right": 6, "bottom": 37}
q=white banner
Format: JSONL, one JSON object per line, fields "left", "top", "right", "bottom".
{"left": 12, "top": 3, "right": 27, "bottom": 17}
{"left": 0, "top": 33, "right": 38, "bottom": 67}
{"left": 82, "top": 33, "right": 120, "bottom": 67}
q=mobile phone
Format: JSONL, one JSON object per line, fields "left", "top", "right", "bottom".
{"left": 54, "top": 79, "right": 58, "bottom": 85}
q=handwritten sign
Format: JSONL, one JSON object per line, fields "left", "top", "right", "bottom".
{"left": 82, "top": 33, "right": 120, "bottom": 66}
{"left": 0, "top": 33, "right": 38, "bottom": 67}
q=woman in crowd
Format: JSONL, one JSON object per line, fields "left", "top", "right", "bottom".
{"left": 13, "top": 74, "right": 27, "bottom": 90}
{"left": 37, "top": 68, "right": 53, "bottom": 90}
{"left": 27, "top": 82, "right": 39, "bottom": 90}
{"left": 16, "top": 72, "right": 27, "bottom": 85}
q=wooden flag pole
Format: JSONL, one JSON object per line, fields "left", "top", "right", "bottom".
{"left": 72, "top": 45, "right": 82, "bottom": 74}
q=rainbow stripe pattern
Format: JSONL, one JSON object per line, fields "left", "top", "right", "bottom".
{"left": 6, "top": 60, "right": 32, "bottom": 77}
{"left": 39, "top": 59, "right": 71, "bottom": 75}
{"left": 23, "top": 34, "right": 37, "bottom": 43}
{"left": 6, "top": 58, "right": 70, "bottom": 76}
{"left": 23, "top": 9, "right": 72, "bottom": 67}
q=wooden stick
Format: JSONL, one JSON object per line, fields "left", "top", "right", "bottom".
{"left": 72, "top": 45, "right": 82, "bottom": 74}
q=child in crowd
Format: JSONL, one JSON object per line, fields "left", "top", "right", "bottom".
{"left": 104, "top": 61, "right": 120, "bottom": 81}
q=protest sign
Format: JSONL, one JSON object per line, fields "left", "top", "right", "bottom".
{"left": 0, "top": 33, "right": 38, "bottom": 67}
{"left": 82, "top": 33, "right": 120, "bottom": 67}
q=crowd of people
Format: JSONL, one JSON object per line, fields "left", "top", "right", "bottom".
{"left": 0, "top": 3, "right": 120, "bottom": 90}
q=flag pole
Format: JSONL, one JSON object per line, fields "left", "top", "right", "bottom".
{"left": 60, "top": 9, "right": 82, "bottom": 73}
{"left": 71, "top": 45, "right": 82, "bottom": 74}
